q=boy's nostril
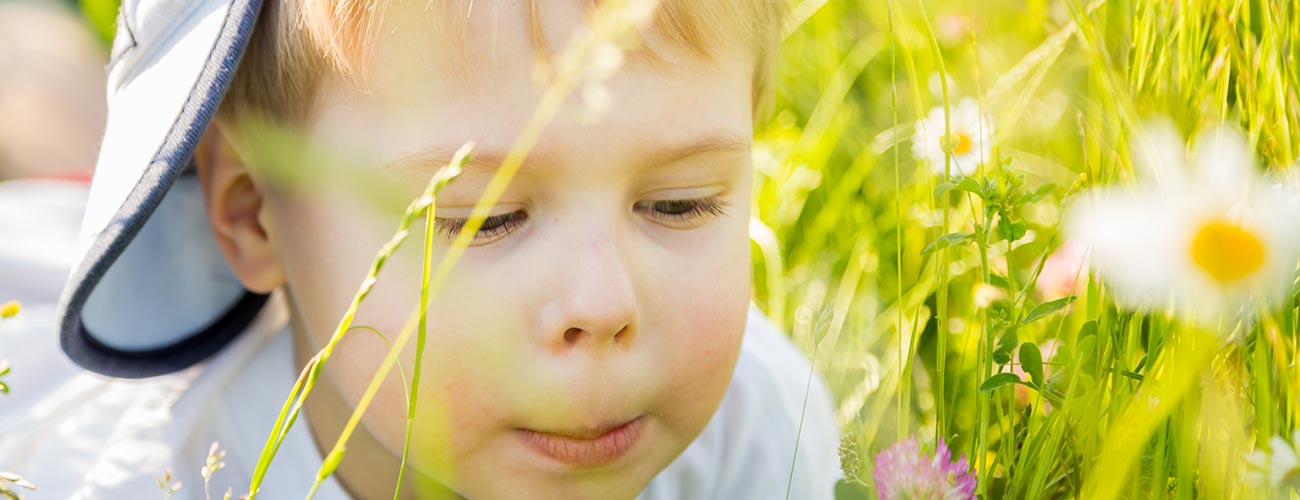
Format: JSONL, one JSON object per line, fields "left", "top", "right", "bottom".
{"left": 562, "top": 326, "right": 629, "bottom": 346}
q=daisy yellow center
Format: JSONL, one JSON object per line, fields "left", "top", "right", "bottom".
{"left": 952, "top": 132, "right": 974, "bottom": 155}
{"left": 1189, "top": 219, "right": 1266, "bottom": 284}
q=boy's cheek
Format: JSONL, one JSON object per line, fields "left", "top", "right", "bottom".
{"left": 666, "top": 281, "right": 749, "bottom": 390}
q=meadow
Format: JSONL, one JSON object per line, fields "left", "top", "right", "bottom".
{"left": 766, "top": 0, "right": 1300, "bottom": 498}
{"left": 8, "top": 0, "right": 1298, "bottom": 499}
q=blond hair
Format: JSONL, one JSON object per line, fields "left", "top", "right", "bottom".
{"left": 219, "top": 0, "right": 786, "bottom": 127}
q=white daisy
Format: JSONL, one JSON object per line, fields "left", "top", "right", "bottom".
{"left": 1246, "top": 430, "right": 1300, "bottom": 496}
{"left": 912, "top": 97, "right": 994, "bottom": 177}
{"left": 1064, "top": 121, "right": 1300, "bottom": 329}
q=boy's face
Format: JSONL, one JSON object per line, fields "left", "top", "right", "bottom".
{"left": 247, "top": 5, "right": 755, "bottom": 499}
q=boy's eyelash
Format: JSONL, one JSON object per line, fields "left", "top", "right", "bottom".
{"left": 635, "top": 197, "right": 729, "bottom": 222}
{"left": 431, "top": 197, "right": 728, "bottom": 243}
{"left": 433, "top": 211, "right": 528, "bottom": 242}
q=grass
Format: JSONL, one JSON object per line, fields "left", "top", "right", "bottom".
{"left": 765, "top": 0, "right": 1300, "bottom": 498}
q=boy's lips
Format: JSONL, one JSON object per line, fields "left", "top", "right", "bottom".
{"left": 516, "top": 416, "right": 645, "bottom": 467}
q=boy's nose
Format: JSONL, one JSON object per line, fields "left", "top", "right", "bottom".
{"left": 543, "top": 232, "right": 638, "bottom": 353}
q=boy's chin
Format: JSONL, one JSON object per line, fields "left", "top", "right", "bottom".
{"left": 443, "top": 469, "right": 656, "bottom": 500}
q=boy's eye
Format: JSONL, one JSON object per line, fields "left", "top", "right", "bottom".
{"left": 430, "top": 197, "right": 726, "bottom": 245}
{"left": 634, "top": 197, "right": 729, "bottom": 227}
{"left": 433, "top": 211, "right": 528, "bottom": 244}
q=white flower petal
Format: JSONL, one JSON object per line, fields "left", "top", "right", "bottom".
{"left": 952, "top": 152, "right": 982, "bottom": 176}
{"left": 912, "top": 98, "right": 994, "bottom": 176}
{"left": 1064, "top": 190, "right": 1182, "bottom": 310}
{"left": 1273, "top": 438, "right": 1300, "bottom": 486}
{"left": 1247, "top": 449, "right": 1270, "bottom": 470}
{"left": 1247, "top": 189, "right": 1300, "bottom": 305}
{"left": 1193, "top": 124, "right": 1256, "bottom": 196}
{"left": 1132, "top": 119, "right": 1188, "bottom": 187}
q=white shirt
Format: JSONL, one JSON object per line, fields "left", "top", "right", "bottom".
{"left": 0, "top": 180, "right": 841, "bottom": 499}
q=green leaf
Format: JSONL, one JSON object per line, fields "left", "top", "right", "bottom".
{"left": 1078, "top": 338, "right": 1098, "bottom": 372}
{"left": 999, "top": 169, "right": 1025, "bottom": 191}
{"left": 1050, "top": 345, "right": 1073, "bottom": 368}
{"left": 993, "top": 326, "right": 1017, "bottom": 366}
{"left": 1022, "top": 296, "right": 1076, "bottom": 325}
{"left": 979, "top": 372, "right": 1023, "bottom": 392}
{"left": 922, "top": 232, "right": 974, "bottom": 256}
{"left": 955, "top": 177, "right": 984, "bottom": 196}
{"left": 834, "top": 479, "right": 872, "bottom": 500}
{"left": 1078, "top": 320, "right": 1098, "bottom": 339}
{"left": 1076, "top": 324, "right": 1099, "bottom": 375}
{"left": 989, "top": 302, "right": 1012, "bottom": 321}
{"left": 988, "top": 273, "right": 1011, "bottom": 289}
{"left": 934, "top": 177, "right": 985, "bottom": 198}
{"left": 996, "top": 328, "right": 1019, "bottom": 354}
{"left": 1016, "top": 183, "right": 1057, "bottom": 205}
{"left": 1019, "top": 342, "right": 1044, "bottom": 386}
{"left": 996, "top": 214, "right": 1029, "bottom": 242}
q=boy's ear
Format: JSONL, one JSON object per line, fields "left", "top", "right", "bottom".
{"left": 194, "top": 123, "right": 285, "bottom": 294}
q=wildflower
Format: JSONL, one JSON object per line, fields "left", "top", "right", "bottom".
{"left": 873, "top": 437, "right": 976, "bottom": 500}
{"left": 0, "top": 471, "right": 35, "bottom": 498}
{"left": 1246, "top": 430, "right": 1300, "bottom": 496}
{"left": 157, "top": 469, "right": 182, "bottom": 498}
{"left": 1064, "top": 121, "right": 1300, "bottom": 328}
{"left": 202, "top": 441, "right": 227, "bottom": 500}
{"left": 839, "top": 433, "right": 861, "bottom": 482}
{"left": 0, "top": 301, "right": 18, "bottom": 319}
{"left": 1036, "top": 239, "right": 1090, "bottom": 300}
{"left": 912, "top": 98, "right": 993, "bottom": 177}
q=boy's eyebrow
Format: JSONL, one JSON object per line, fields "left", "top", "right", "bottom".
{"left": 384, "top": 132, "right": 751, "bottom": 175}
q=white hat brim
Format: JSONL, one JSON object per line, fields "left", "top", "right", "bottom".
{"left": 57, "top": 0, "right": 267, "bottom": 378}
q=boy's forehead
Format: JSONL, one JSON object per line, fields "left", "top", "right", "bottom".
{"left": 309, "top": 67, "right": 754, "bottom": 178}
{"left": 307, "top": 5, "right": 755, "bottom": 172}
{"left": 354, "top": 1, "right": 739, "bottom": 100}
{"left": 382, "top": 131, "right": 751, "bottom": 181}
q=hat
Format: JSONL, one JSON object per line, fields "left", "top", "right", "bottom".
{"left": 56, "top": 0, "right": 269, "bottom": 378}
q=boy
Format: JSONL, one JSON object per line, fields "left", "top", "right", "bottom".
{"left": 0, "top": 0, "right": 840, "bottom": 498}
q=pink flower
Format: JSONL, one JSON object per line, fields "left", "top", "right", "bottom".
{"left": 873, "top": 438, "right": 976, "bottom": 500}
{"left": 1036, "top": 240, "right": 1091, "bottom": 300}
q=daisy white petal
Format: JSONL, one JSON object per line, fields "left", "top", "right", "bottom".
{"left": 1131, "top": 118, "right": 1188, "bottom": 187}
{"left": 912, "top": 98, "right": 993, "bottom": 177}
{"left": 1193, "top": 124, "right": 1256, "bottom": 196}
{"left": 1065, "top": 190, "right": 1182, "bottom": 308}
